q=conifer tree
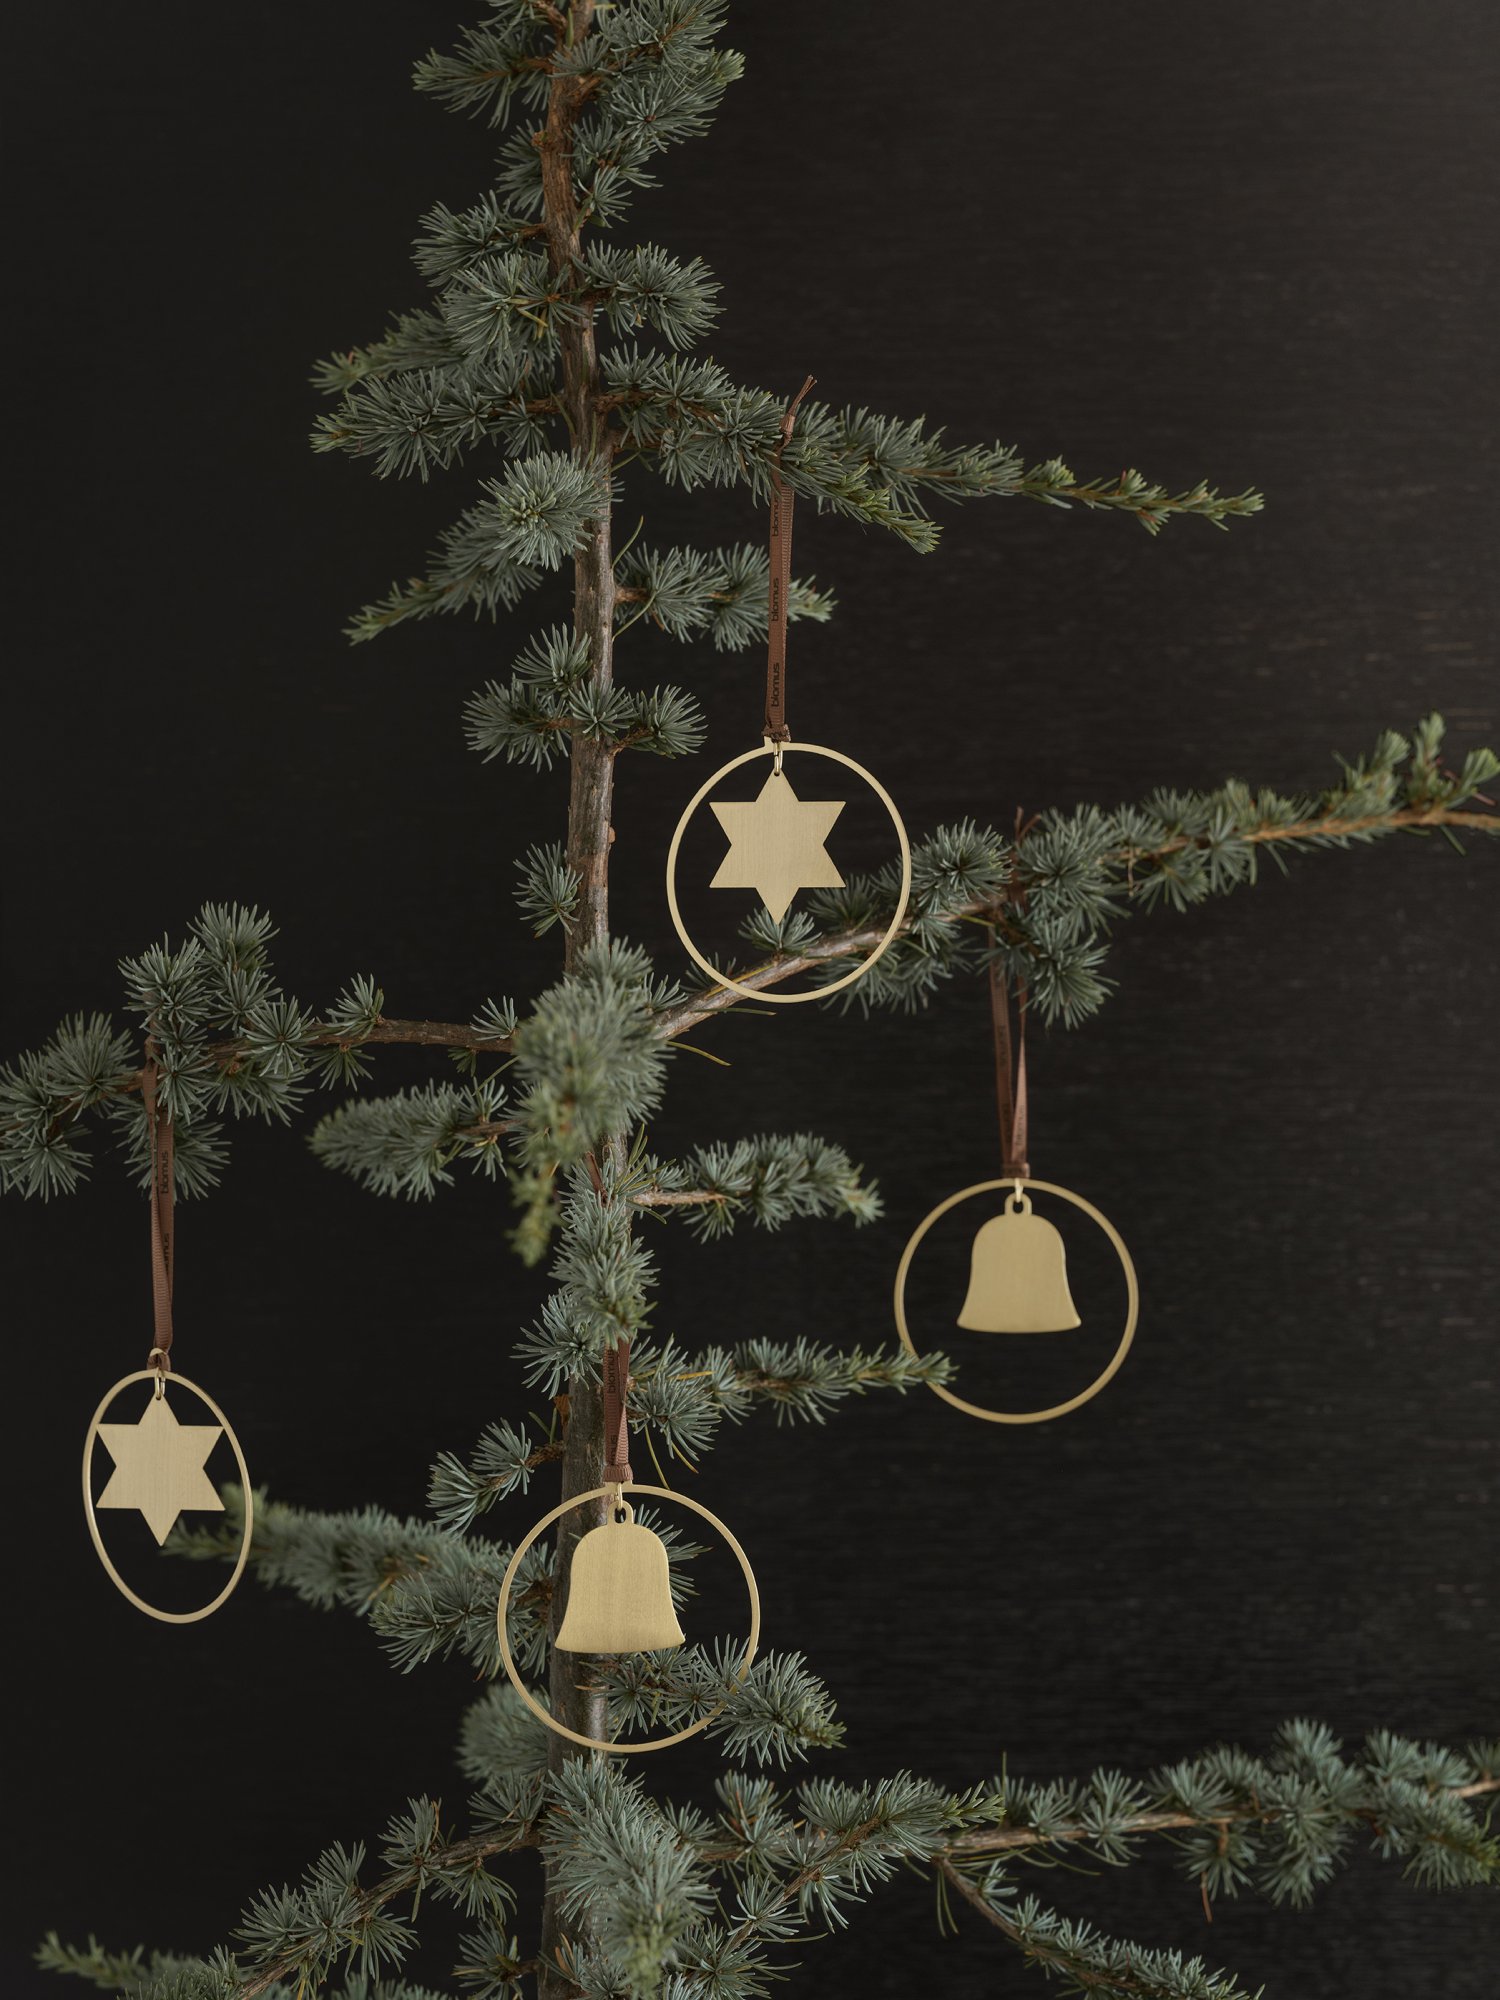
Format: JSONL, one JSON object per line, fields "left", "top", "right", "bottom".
{"left": 12, "top": 6, "right": 1497, "bottom": 1998}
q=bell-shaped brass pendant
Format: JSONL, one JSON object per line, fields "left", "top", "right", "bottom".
{"left": 956, "top": 1191, "right": 1082, "bottom": 1333}
{"left": 554, "top": 1500, "right": 687, "bottom": 1654}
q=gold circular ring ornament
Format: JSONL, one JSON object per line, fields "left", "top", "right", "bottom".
{"left": 82, "top": 1369, "right": 253, "bottom": 1623}
{"left": 665, "top": 740, "right": 912, "bottom": 1003}
{"left": 496, "top": 1483, "right": 761, "bottom": 1754}
{"left": 894, "top": 1179, "right": 1139, "bottom": 1424}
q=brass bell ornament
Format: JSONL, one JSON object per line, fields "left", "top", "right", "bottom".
{"left": 956, "top": 1187, "right": 1081, "bottom": 1334}
{"left": 894, "top": 1176, "right": 1139, "bottom": 1425}
{"left": 892, "top": 952, "right": 1138, "bottom": 1423}
{"left": 496, "top": 1339, "right": 761, "bottom": 1754}
{"left": 495, "top": 1477, "right": 762, "bottom": 1755}
{"left": 554, "top": 1496, "right": 686, "bottom": 1655}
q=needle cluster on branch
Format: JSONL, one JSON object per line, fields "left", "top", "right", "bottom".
{"left": 17, "top": 5, "right": 1497, "bottom": 2000}
{"left": 5, "top": 715, "right": 1494, "bottom": 1206}
{"left": 38, "top": 1721, "right": 1500, "bottom": 2000}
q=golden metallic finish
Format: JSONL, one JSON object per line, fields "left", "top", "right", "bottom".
{"left": 96, "top": 1389, "right": 225, "bottom": 1543}
{"left": 554, "top": 1501, "right": 687, "bottom": 1653}
{"left": 895, "top": 1179, "right": 1138, "bottom": 1423}
{"left": 956, "top": 1190, "right": 1082, "bottom": 1333}
{"left": 82, "top": 1370, "right": 253, "bottom": 1622}
{"left": 708, "top": 769, "right": 846, "bottom": 923}
{"left": 496, "top": 1484, "right": 760, "bottom": 1755}
{"left": 665, "top": 741, "right": 912, "bottom": 1004}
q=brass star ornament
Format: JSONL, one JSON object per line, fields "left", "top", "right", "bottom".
{"left": 709, "top": 769, "right": 845, "bottom": 923}
{"left": 666, "top": 742, "right": 911, "bottom": 1003}
{"left": 96, "top": 1391, "right": 225, "bottom": 1544}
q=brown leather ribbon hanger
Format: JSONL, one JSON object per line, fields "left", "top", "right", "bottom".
{"left": 142, "top": 1045, "right": 175, "bottom": 1376}
{"left": 602, "top": 1338, "right": 633, "bottom": 1486}
{"left": 990, "top": 814, "right": 1039, "bottom": 1179}
{"left": 988, "top": 938, "right": 1030, "bottom": 1181}
{"left": 763, "top": 375, "right": 817, "bottom": 745}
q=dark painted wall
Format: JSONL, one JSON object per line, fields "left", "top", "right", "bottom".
{"left": 4, "top": 3, "right": 1496, "bottom": 1994}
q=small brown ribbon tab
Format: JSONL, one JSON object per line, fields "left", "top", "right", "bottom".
{"left": 602, "top": 1338, "right": 633, "bottom": 1486}
{"left": 142, "top": 1045, "right": 175, "bottom": 1372}
{"left": 988, "top": 930, "right": 1030, "bottom": 1181}
{"left": 763, "top": 375, "right": 816, "bottom": 744}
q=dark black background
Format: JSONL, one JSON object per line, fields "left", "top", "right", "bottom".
{"left": 3, "top": 2, "right": 1496, "bottom": 1993}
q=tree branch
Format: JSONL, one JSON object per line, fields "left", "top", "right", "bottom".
{"left": 533, "top": 9, "right": 621, "bottom": 1995}
{"left": 630, "top": 1187, "right": 728, "bottom": 1209}
{"left": 717, "top": 1816, "right": 887, "bottom": 1957}
{"left": 231, "top": 1831, "right": 538, "bottom": 2000}
{"left": 651, "top": 802, "right": 1500, "bottom": 1043}
{"left": 935, "top": 1853, "right": 1038, "bottom": 1938}
{"left": 307, "top": 1017, "right": 510, "bottom": 1051}
{"left": 19, "top": 801, "right": 1490, "bottom": 1161}
{"left": 19, "top": 1017, "right": 513, "bottom": 1126}
{"left": 933, "top": 1858, "right": 1178, "bottom": 1996}
{"left": 940, "top": 1774, "right": 1500, "bottom": 1861}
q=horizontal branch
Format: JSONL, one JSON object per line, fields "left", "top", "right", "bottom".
{"left": 1145, "top": 803, "right": 1498, "bottom": 854}
{"left": 58, "top": 1723, "right": 1495, "bottom": 1995}
{"left": 651, "top": 802, "right": 1500, "bottom": 1043}
{"left": 941, "top": 1774, "right": 1500, "bottom": 1861}
{"left": 314, "top": 1017, "right": 513, "bottom": 1052}
{"left": 74, "top": 805, "right": 1500, "bottom": 1113}
{"left": 680, "top": 1768, "right": 1500, "bottom": 1875}
{"left": 10, "top": 781, "right": 1494, "bottom": 1196}
{"left": 46, "top": 1017, "right": 515, "bottom": 1128}
{"left": 630, "top": 1186, "right": 728, "bottom": 1208}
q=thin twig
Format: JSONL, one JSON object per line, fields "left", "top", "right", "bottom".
{"left": 630, "top": 1187, "right": 729, "bottom": 1208}
{"left": 934, "top": 1857, "right": 1174, "bottom": 1995}
{"left": 325, "top": 1017, "right": 512, "bottom": 1051}
{"left": 717, "top": 1816, "right": 887, "bottom": 1956}
{"left": 934, "top": 1854, "right": 1023, "bottom": 1935}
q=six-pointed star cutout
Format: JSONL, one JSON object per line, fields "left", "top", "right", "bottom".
{"left": 709, "top": 771, "right": 845, "bottom": 923}
{"left": 97, "top": 1393, "right": 225, "bottom": 1544}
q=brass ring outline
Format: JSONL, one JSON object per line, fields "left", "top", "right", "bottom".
{"left": 82, "top": 1369, "right": 253, "bottom": 1623}
{"left": 495, "top": 1483, "right": 760, "bottom": 1754}
{"left": 664, "top": 741, "right": 912, "bottom": 1004}
{"left": 894, "top": 1178, "right": 1139, "bottom": 1424}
